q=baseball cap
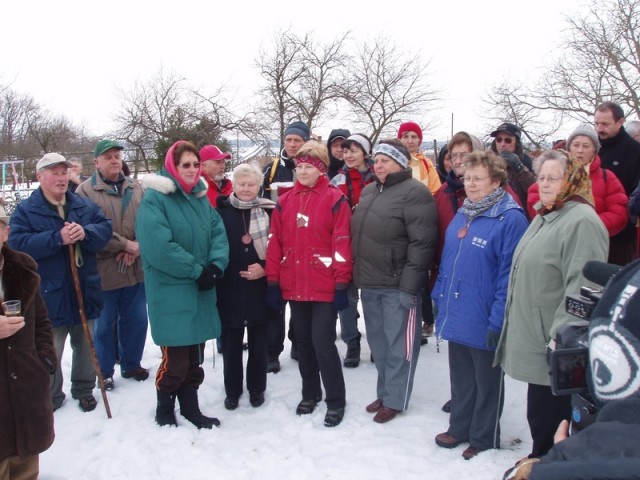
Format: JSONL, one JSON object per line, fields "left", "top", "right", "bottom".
{"left": 490, "top": 123, "right": 521, "bottom": 139}
{"left": 36, "top": 152, "right": 72, "bottom": 170}
{"left": 200, "top": 145, "right": 232, "bottom": 162}
{"left": 94, "top": 139, "right": 124, "bottom": 157}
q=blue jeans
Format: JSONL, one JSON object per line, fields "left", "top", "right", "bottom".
{"left": 338, "top": 283, "right": 362, "bottom": 349}
{"left": 94, "top": 283, "right": 148, "bottom": 377}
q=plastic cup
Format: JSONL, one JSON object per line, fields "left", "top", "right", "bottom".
{"left": 2, "top": 300, "right": 21, "bottom": 317}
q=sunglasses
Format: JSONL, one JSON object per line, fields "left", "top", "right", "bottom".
{"left": 495, "top": 136, "right": 514, "bottom": 145}
{"left": 178, "top": 162, "right": 200, "bottom": 169}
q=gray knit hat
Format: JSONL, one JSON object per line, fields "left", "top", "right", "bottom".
{"left": 567, "top": 123, "right": 601, "bottom": 153}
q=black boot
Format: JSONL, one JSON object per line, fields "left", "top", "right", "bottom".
{"left": 343, "top": 345, "right": 361, "bottom": 368}
{"left": 155, "top": 390, "right": 177, "bottom": 427}
{"left": 177, "top": 387, "right": 221, "bottom": 429}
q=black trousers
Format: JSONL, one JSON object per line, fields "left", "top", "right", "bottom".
{"left": 267, "top": 304, "right": 297, "bottom": 357}
{"left": 290, "top": 301, "right": 345, "bottom": 409}
{"left": 527, "top": 383, "right": 572, "bottom": 457}
{"left": 221, "top": 323, "right": 268, "bottom": 399}
{"left": 155, "top": 344, "right": 205, "bottom": 393}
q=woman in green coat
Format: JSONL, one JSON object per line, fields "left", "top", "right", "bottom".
{"left": 495, "top": 150, "right": 608, "bottom": 459}
{"left": 136, "top": 140, "right": 229, "bottom": 429}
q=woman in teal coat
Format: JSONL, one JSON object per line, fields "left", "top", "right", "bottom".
{"left": 136, "top": 140, "right": 229, "bottom": 429}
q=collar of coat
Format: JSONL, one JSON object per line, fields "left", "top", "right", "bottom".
{"left": 141, "top": 170, "right": 208, "bottom": 198}
{"left": 374, "top": 168, "right": 413, "bottom": 187}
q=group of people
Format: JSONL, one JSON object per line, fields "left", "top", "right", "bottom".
{"left": 3, "top": 100, "right": 640, "bottom": 478}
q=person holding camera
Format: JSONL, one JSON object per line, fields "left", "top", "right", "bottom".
{"left": 506, "top": 259, "right": 640, "bottom": 480}
{"left": 495, "top": 150, "right": 609, "bottom": 459}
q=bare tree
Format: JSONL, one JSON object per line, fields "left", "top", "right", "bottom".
{"left": 340, "top": 36, "right": 440, "bottom": 144}
{"left": 485, "top": 0, "right": 640, "bottom": 140}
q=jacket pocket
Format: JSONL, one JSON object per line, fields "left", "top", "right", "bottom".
{"left": 41, "top": 277, "right": 66, "bottom": 321}
{"left": 310, "top": 248, "right": 335, "bottom": 296}
{"left": 279, "top": 249, "right": 294, "bottom": 295}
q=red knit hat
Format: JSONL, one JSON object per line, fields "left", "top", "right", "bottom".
{"left": 398, "top": 122, "right": 423, "bottom": 142}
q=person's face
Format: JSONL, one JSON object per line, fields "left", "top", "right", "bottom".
{"left": 284, "top": 135, "right": 305, "bottom": 158}
{"left": 400, "top": 131, "right": 421, "bottom": 154}
{"left": 449, "top": 143, "right": 471, "bottom": 177}
{"left": 176, "top": 151, "right": 200, "bottom": 185}
{"left": 330, "top": 138, "right": 344, "bottom": 160}
{"left": 296, "top": 162, "right": 322, "bottom": 187}
{"left": 374, "top": 154, "right": 403, "bottom": 184}
{"left": 37, "top": 164, "right": 69, "bottom": 201}
{"left": 594, "top": 109, "right": 623, "bottom": 140}
{"left": 494, "top": 133, "right": 516, "bottom": 153}
{"left": 343, "top": 145, "right": 366, "bottom": 170}
{"left": 234, "top": 174, "right": 260, "bottom": 202}
{"left": 632, "top": 131, "right": 640, "bottom": 143}
{"left": 569, "top": 135, "right": 596, "bottom": 166}
{"left": 70, "top": 161, "right": 83, "bottom": 177}
{"left": 537, "top": 160, "right": 565, "bottom": 206}
{"left": 95, "top": 148, "right": 123, "bottom": 181}
{"left": 202, "top": 159, "right": 226, "bottom": 181}
{"left": 463, "top": 164, "right": 500, "bottom": 203}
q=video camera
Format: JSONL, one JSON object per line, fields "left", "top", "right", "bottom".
{"left": 547, "top": 260, "right": 622, "bottom": 433}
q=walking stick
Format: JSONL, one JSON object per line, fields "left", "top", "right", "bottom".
{"left": 68, "top": 244, "right": 112, "bottom": 419}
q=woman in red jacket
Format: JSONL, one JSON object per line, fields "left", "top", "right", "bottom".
{"left": 266, "top": 140, "right": 352, "bottom": 427}
{"left": 527, "top": 124, "right": 628, "bottom": 262}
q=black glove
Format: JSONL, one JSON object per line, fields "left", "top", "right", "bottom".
{"left": 499, "top": 152, "right": 524, "bottom": 173}
{"left": 266, "top": 284, "right": 285, "bottom": 311}
{"left": 196, "top": 265, "right": 222, "bottom": 291}
{"left": 333, "top": 288, "right": 349, "bottom": 312}
{"left": 486, "top": 329, "right": 501, "bottom": 349}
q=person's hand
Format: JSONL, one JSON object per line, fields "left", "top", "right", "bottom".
{"left": 486, "top": 329, "right": 501, "bottom": 349}
{"left": 240, "top": 263, "right": 265, "bottom": 281}
{"left": 266, "top": 284, "right": 284, "bottom": 311}
{"left": 125, "top": 240, "right": 140, "bottom": 257}
{"left": 554, "top": 419, "right": 570, "bottom": 444}
{"left": 0, "top": 315, "right": 25, "bottom": 339}
{"left": 399, "top": 292, "right": 417, "bottom": 309}
{"left": 116, "top": 251, "right": 136, "bottom": 266}
{"left": 500, "top": 152, "right": 524, "bottom": 173}
{"left": 196, "top": 265, "right": 222, "bottom": 291}
{"left": 332, "top": 289, "right": 349, "bottom": 312}
{"left": 61, "top": 222, "right": 85, "bottom": 244}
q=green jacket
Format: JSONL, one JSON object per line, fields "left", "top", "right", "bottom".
{"left": 495, "top": 201, "right": 608, "bottom": 385}
{"left": 135, "top": 170, "right": 229, "bottom": 347}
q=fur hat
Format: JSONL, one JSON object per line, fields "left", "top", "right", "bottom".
{"left": 397, "top": 122, "right": 423, "bottom": 142}
{"left": 589, "top": 259, "right": 640, "bottom": 404}
{"left": 284, "top": 121, "right": 311, "bottom": 142}
{"left": 567, "top": 123, "right": 601, "bottom": 153}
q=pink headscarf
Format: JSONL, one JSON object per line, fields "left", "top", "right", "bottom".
{"left": 164, "top": 140, "right": 202, "bottom": 194}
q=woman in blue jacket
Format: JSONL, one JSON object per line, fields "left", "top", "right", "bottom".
{"left": 432, "top": 151, "right": 528, "bottom": 460}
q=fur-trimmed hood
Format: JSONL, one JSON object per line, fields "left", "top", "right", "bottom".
{"left": 142, "top": 170, "right": 208, "bottom": 198}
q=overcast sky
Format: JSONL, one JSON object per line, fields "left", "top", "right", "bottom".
{"left": 4, "top": 0, "right": 590, "bottom": 142}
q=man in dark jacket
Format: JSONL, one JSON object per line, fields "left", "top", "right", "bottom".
{"left": 9, "top": 153, "right": 112, "bottom": 413}
{"left": 326, "top": 128, "right": 351, "bottom": 179}
{"left": 595, "top": 102, "right": 640, "bottom": 265}
{"left": 489, "top": 122, "right": 534, "bottom": 171}
{"left": 0, "top": 206, "right": 56, "bottom": 479}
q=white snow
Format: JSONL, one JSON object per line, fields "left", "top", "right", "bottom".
{"left": 40, "top": 313, "right": 531, "bottom": 480}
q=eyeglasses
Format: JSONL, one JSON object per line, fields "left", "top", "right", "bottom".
{"left": 178, "top": 162, "right": 200, "bottom": 169}
{"left": 462, "top": 176, "right": 489, "bottom": 184}
{"left": 495, "top": 136, "right": 514, "bottom": 145}
{"left": 449, "top": 152, "right": 468, "bottom": 160}
{"left": 536, "top": 175, "right": 563, "bottom": 184}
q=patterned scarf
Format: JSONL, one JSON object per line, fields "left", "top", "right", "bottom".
{"left": 458, "top": 186, "right": 505, "bottom": 221}
{"left": 228, "top": 193, "right": 276, "bottom": 260}
{"left": 537, "top": 150, "right": 595, "bottom": 216}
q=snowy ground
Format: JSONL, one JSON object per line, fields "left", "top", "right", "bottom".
{"left": 40, "top": 313, "right": 531, "bottom": 480}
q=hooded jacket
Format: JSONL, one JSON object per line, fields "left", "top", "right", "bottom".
{"left": 136, "top": 170, "right": 229, "bottom": 346}
{"left": 0, "top": 246, "right": 56, "bottom": 462}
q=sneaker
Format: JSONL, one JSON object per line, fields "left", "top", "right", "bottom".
{"left": 250, "top": 392, "right": 265, "bottom": 408}
{"left": 296, "top": 398, "right": 320, "bottom": 415}
{"left": 224, "top": 397, "right": 239, "bottom": 411}
{"left": 121, "top": 366, "right": 149, "bottom": 381}
{"left": 103, "top": 376, "right": 115, "bottom": 391}
{"left": 267, "top": 357, "right": 281, "bottom": 374}
{"left": 78, "top": 395, "right": 97, "bottom": 412}
{"left": 343, "top": 347, "right": 361, "bottom": 368}
{"left": 324, "top": 408, "right": 345, "bottom": 427}
{"left": 435, "top": 432, "right": 467, "bottom": 449}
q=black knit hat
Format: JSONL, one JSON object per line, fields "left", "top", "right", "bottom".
{"left": 588, "top": 259, "right": 640, "bottom": 404}
{"left": 490, "top": 122, "right": 521, "bottom": 139}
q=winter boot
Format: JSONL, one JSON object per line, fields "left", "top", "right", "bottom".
{"left": 343, "top": 345, "right": 361, "bottom": 368}
{"left": 177, "top": 386, "right": 221, "bottom": 429}
{"left": 155, "top": 390, "right": 178, "bottom": 427}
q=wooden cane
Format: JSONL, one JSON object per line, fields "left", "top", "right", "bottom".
{"left": 68, "top": 244, "right": 112, "bottom": 418}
